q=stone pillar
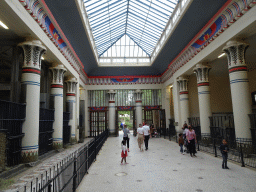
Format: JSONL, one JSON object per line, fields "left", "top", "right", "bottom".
{"left": 49, "top": 65, "right": 66, "bottom": 149}
{"left": 108, "top": 90, "right": 116, "bottom": 136}
{"left": 134, "top": 89, "right": 143, "bottom": 128}
{"left": 193, "top": 64, "right": 212, "bottom": 134}
{"left": 65, "top": 78, "right": 78, "bottom": 143}
{"left": 223, "top": 40, "right": 252, "bottom": 139}
{"left": 177, "top": 76, "right": 190, "bottom": 128}
{"left": 19, "top": 40, "right": 46, "bottom": 163}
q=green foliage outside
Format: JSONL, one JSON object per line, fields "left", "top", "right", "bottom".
{"left": 118, "top": 111, "right": 133, "bottom": 130}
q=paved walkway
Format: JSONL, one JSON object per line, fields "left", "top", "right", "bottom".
{"left": 76, "top": 132, "right": 256, "bottom": 192}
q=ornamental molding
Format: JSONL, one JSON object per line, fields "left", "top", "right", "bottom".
{"left": 162, "top": 0, "right": 256, "bottom": 82}
{"left": 87, "top": 77, "right": 162, "bottom": 85}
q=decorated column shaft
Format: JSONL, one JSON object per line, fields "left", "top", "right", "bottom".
{"left": 223, "top": 40, "right": 252, "bottom": 139}
{"left": 177, "top": 76, "right": 190, "bottom": 128}
{"left": 108, "top": 90, "right": 116, "bottom": 136}
{"left": 65, "top": 78, "right": 78, "bottom": 143}
{"left": 19, "top": 40, "right": 46, "bottom": 163}
{"left": 50, "top": 65, "right": 66, "bottom": 149}
{"left": 135, "top": 89, "right": 143, "bottom": 128}
{"left": 193, "top": 64, "right": 212, "bottom": 134}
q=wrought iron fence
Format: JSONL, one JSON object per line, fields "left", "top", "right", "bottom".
{"left": 249, "top": 114, "right": 256, "bottom": 146}
{"left": 63, "top": 112, "right": 71, "bottom": 145}
{"left": 0, "top": 100, "right": 26, "bottom": 166}
{"left": 198, "top": 136, "right": 256, "bottom": 168}
{"left": 24, "top": 129, "right": 109, "bottom": 192}
{"left": 39, "top": 108, "right": 54, "bottom": 156}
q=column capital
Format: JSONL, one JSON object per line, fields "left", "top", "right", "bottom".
{"left": 18, "top": 40, "right": 46, "bottom": 71}
{"left": 134, "top": 89, "right": 143, "bottom": 102}
{"left": 193, "top": 63, "right": 211, "bottom": 85}
{"left": 223, "top": 40, "right": 249, "bottom": 70}
{"left": 177, "top": 76, "right": 189, "bottom": 93}
{"left": 65, "top": 77, "right": 77, "bottom": 95}
{"left": 50, "top": 64, "right": 67, "bottom": 88}
{"left": 108, "top": 90, "right": 116, "bottom": 102}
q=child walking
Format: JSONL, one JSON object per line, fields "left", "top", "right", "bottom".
{"left": 121, "top": 140, "right": 128, "bottom": 165}
{"left": 219, "top": 139, "right": 229, "bottom": 169}
{"left": 178, "top": 133, "right": 184, "bottom": 155}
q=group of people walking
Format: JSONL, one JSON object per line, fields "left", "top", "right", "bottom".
{"left": 121, "top": 121, "right": 230, "bottom": 169}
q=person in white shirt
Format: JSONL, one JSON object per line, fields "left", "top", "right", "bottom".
{"left": 143, "top": 122, "right": 151, "bottom": 151}
{"left": 137, "top": 124, "right": 144, "bottom": 151}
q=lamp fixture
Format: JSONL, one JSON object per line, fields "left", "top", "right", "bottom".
{"left": 218, "top": 53, "right": 226, "bottom": 58}
{"left": 0, "top": 20, "right": 9, "bottom": 29}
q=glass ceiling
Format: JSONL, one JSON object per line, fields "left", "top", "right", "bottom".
{"left": 83, "top": 0, "right": 181, "bottom": 65}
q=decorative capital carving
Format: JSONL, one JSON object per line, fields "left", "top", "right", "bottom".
{"left": 18, "top": 40, "right": 46, "bottom": 70}
{"left": 177, "top": 76, "right": 189, "bottom": 92}
{"left": 193, "top": 64, "right": 211, "bottom": 84}
{"left": 223, "top": 40, "right": 249, "bottom": 68}
{"left": 134, "top": 89, "right": 143, "bottom": 101}
{"left": 65, "top": 78, "right": 77, "bottom": 94}
{"left": 108, "top": 90, "right": 116, "bottom": 101}
{"left": 50, "top": 65, "right": 67, "bottom": 87}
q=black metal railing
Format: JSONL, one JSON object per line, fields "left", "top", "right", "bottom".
{"left": 63, "top": 112, "right": 71, "bottom": 145}
{"left": 26, "top": 129, "right": 109, "bottom": 192}
{"left": 249, "top": 114, "right": 256, "bottom": 146}
{"left": 198, "top": 136, "right": 256, "bottom": 168}
{"left": 0, "top": 100, "right": 26, "bottom": 167}
{"left": 39, "top": 108, "right": 54, "bottom": 156}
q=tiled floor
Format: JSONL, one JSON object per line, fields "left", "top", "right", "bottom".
{"left": 76, "top": 132, "right": 256, "bottom": 192}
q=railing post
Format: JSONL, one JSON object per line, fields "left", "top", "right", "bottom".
{"left": 73, "top": 155, "right": 77, "bottom": 192}
{"left": 239, "top": 142, "right": 245, "bottom": 167}
{"left": 48, "top": 181, "right": 52, "bottom": 192}
{"left": 214, "top": 139, "right": 217, "bottom": 157}
{"left": 197, "top": 140, "right": 200, "bottom": 151}
{"left": 94, "top": 138, "right": 97, "bottom": 161}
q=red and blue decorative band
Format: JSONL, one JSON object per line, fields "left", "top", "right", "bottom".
{"left": 22, "top": 68, "right": 41, "bottom": 75}
{"left": 198, "top": 82, "right": 209, "bottom": 87}
{"left": 109, "top": 101, "right": 115, "bottom": 103}
{"left": 90, "top": 107, "right": 107, "bottom": 111}
{"left": 144, "top": 106, "right": 161, "bottom": 110}
{"left": 66, "top": 93, "right": 76, "bottom": 96}
{"left": 136, "top": 100, "right": 142, "bottom": 103}
{"left": 179, "top": 91, "right": 188, "bottom": 95}
{"left": 117, "top": 106, "right": 134, "bottom": 110}
{"left": 51, "top": 84, "right": 63, "bottom": 88}
{"left": 229, "top": 66, "right": 247, "bottom": 73}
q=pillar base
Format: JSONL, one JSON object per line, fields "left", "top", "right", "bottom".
{"left": 109, "top": 132, "right": 118, "bottom": 137}
{"left": 21, "top": 151, "right": 38, "bottom": 164}
{"left": 53, "top": 142, "right": 63, "bottom": 150}
{"left": 70, "top": 137, "right": 77, "bottom": 144}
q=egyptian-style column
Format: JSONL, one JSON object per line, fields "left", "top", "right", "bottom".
{"left": 49, "top": 65, "right": 66, "bottom": 149}
{"left": 223, "top": 40, "right": 252, "bottom": 139}
{"left": 134, "top": 89, "right": 143, "bottom": 128}
{"left": 65, "top": 78, "right": 78, "bottom": 143}
{"left": 193, "top": 64, "right": 212, "bottom": 134}
{"left": 108, "top": 90, "right": 116, "bottom": 136}
{"left": 177, "top": 76, "right": 190, "bottom": 129}
{"left": 19, "top": 40, "right": 46, "bottom": 163}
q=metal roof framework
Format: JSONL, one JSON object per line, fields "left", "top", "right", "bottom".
{"left": 84, "top": 0, "right": 178, "bottom": 62}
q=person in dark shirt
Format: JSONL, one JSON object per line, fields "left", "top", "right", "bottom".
{"left": 219, "top": 139, "right": 229, "bottom": 169}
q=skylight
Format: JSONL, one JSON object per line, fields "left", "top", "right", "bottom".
{"left": 82, "top": 0, "right": 187, "bottom": 66}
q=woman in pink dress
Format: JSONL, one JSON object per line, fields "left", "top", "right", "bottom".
{"left": 186, "top": 125, "right": 197, "bottom": 157}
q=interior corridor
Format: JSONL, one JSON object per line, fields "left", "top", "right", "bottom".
{"left": 76, "top": 132, "right": 256, "bottom": 192}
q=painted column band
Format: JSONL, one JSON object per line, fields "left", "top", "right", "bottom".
{"left": 179, "top": 91, "right": 188, "bottom": 95}
{"left": 109, "top": 101, "right": 115, "bottom": 103}
{"left": 198, "top": 82, "right": 209, "bottom": 87}
{"left": 135, "top": 100, "right": 142, "bottom": 103}
{"left": 229, "top": 66, "right": 247, "bottom": 73}
{"left": 51, "top": 84, "right": 63, "bottom": 88}
{"left": 66, "top": 93, "right": 76, "bottom": 96}
{"left": 22, "top": 68, "right": 41, "bottom": 74}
